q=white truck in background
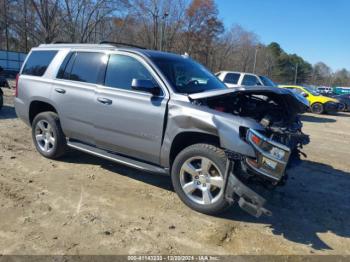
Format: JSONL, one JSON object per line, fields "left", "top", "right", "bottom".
{"left": 215, "top": 71, "right": 276, "bottom": 88}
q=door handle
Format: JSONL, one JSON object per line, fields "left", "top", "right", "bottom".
{"left": 55, "top": 88, "right": 66, "bottom": 94}
{"left": 97, "top": 97, "right": 112, "bottom": 105}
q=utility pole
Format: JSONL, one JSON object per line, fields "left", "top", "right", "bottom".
{"left": 159, "top": 12, "right": 169, "bottom": 52}
{"left": 4, "top": 0, "right": 9, "bottom": 51}
{"left": 152, "top": 6, "right": 159, "bottom": 50}
{"left": 24, "top": 0, "right": 28, "bottom": 52}
{"left": 294, "top": 63, "right": 299, "bottom": 84}
{"left": 253, "top": 45, "right": 260, "bottom": 74}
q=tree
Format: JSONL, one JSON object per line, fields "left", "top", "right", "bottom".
{"left": 333, "top": 69, "right": 350, "bottom": 87}
{"left": 30, "top": 0, "right": 61, "bottom": 43}
{"left": 312, "top": 62, "right": 332, "bottom": 86}
{"left": 183, "top": 0, "right": 224, "bottom": 66}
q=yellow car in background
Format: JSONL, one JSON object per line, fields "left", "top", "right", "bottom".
{"left": 279, "top": 85, "right": 343, "bottom": 114}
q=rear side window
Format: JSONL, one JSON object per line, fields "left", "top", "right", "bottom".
{"left": 242, "top": 75, "right": 260, "bottom": 86}
{"left": 58, "top": 52, "right": 106, "bottom": 84}
{"left": 22, "top": 50, "right": 57, "bottom": 76}
{"left": 104, "top": 54, "right": 154, "bottom": 90}
{"left": 224, "top": 73, "right": 240, "bottom": 84}
{"left": 57, "top": 52, "right": 74, "bottom": 79}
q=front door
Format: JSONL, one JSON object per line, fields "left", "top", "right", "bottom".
{"left": 94, "top": 53, "right": 168, "bottom": 164}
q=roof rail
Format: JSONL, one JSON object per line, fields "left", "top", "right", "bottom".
{"left": 51, "top": 41, "right": 74, "bottom": 44}
{"left": 99, "top": 41, "right": 146, "bottom": 49}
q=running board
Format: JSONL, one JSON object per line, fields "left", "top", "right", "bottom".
{"left": 67, "top": 140, "right": 168, "bottom": 175}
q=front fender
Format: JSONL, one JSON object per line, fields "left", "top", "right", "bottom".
{"left": 160, "top": 101, "right": 262, "bottom": 167}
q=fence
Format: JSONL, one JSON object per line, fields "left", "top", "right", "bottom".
{"left": 0, "top": 50, "right": 27, "bottom": 78}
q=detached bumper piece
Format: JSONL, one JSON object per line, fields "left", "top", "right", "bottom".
{"left": 224, "top": 160, "right": 272, "bottom": 218}
{"left": 223, "top": 129, "right": 293, "bottom": 217}
{"left": 246, "top": 129, "right": 291, "bottom": 182}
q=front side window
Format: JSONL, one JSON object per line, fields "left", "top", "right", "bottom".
{"left": 152, "top": 56, "right": 227, "bottom": 94}
{"left": 224, "top": 73, "right": 240, "bottom": 84}
{"left": 242, "top": 75, "right": 260, "bottom": 86}
{"left": 22, "top": 50, "right": 57, "bottom": 76}
{"left": 259, "top": 75, "right": 276, "bottom": 87}
{"left": 104, "top": 54, "right": 155, "bottom": 91}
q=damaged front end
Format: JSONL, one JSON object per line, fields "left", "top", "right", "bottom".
{"left": 189, "top": 86, "right": 310, "bottom": 217}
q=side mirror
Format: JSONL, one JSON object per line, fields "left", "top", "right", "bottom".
{"left": 131, "top": 79, "right": 161, "bottom": 96}
{"left": 301, "top": 92, "right": 309, "bottom": 97}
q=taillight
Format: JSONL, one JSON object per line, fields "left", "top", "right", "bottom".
{"left": 15, "top": 74, "right": 19, "bottom": 97}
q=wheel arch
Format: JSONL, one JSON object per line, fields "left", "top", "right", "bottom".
{"left": 29, "top": 100, "right": 58, "bottom": 125}
{"left": 168, "top": 131, "right": 221, "bottom": 169}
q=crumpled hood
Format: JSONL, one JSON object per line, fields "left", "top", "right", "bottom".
{"left": 188, "top": 86, "right": 310, "bottom": 114}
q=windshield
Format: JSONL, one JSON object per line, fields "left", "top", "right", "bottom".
{"left": 259, "top": 75, "right": 276, "bottom": 87}
{"left": 152, "top": 56, "right": 227, "bottom": 94}
{"left": 303, "top": 86, "right": 320, "bottom": 96}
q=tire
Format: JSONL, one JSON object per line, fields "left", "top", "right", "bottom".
{"left": 311, "top": 102, "right": 324, "bottom": 114}
{"left": 171, "top": 143, "right": 230, "bottom": 215}
{"left": 32, "top": 112, "right": 67, "bottom": 159}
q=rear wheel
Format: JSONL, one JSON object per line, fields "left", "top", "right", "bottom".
{"left": 311, "top": 102, "right": 324, "bottom": 114}
{"left": 171, "top": 143, "right": 230, "bottom": 215}
{"left": 32, "top": 112, "right": 67, "bottom": 159}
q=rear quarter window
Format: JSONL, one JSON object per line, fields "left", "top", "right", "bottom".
{"left": 22, "top": 50, "right": 58, "bottom": 76}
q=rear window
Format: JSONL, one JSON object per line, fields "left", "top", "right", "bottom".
{"left": 224, "top": 73, "right": 240, "bottom": 84}
{"left": 22, "top": 50, "right": 57, "bottom": 76}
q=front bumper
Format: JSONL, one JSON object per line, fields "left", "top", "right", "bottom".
{"left": 223, "top": 129, "right": 293, "bottom": 217}
{"left": 325, "top": 102, "right": 343, "bottom": 112}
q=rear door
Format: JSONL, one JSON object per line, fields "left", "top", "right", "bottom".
{"left": 94, "top": 52, "right": 169, "bottom": 164}
{"left": 52, "top": 51, "right": 107, "bottom": 145}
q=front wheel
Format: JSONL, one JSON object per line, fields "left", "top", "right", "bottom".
{"left": 171, "top": 143, "right": 230, "bottom": 215}
{"left": 311, "top": 102, "right": 324, "bottom": 114}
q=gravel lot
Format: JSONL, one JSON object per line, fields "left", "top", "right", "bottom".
{"left": 1, "top": 88, "right": 350, "bottom": 255}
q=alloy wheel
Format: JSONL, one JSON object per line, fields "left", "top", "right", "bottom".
{"left": 34, "top": 120, "right": 55, "bottom": 153}
{"left": 179, "top": 156, "right": 224, "bottom": 205}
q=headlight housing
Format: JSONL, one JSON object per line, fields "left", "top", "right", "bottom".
{"left": 246, "top": 129, "right": 291, "bottom": 181}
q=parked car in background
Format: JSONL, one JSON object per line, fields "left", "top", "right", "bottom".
{"left": 316, "top": 86, "right": 333, "bottom": 95}
{"left": 215, "top": 71, "right": 277, "bottom": 88}
{"left": 14, "top": 43, "right": 310, "bottom": 217}
{"left": 279, "top": 85, "right": 343, "bottom": 114}
{"left": 333, "top": 87, "right": 350, "bottom": 95}
{"left": 334, "top": 94, "right": 350, "bottom": 111}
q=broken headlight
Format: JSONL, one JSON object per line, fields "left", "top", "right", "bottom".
{"left": 246, "top": 129, "right": 291, "bottom": 181}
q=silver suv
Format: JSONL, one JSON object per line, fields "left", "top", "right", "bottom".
{"left": 15, "top": 43, "right": 310, "bottom": 216}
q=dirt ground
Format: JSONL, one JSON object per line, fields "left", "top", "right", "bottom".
{"left": 1, "top": 88, "right": 350, "bottom": 255}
